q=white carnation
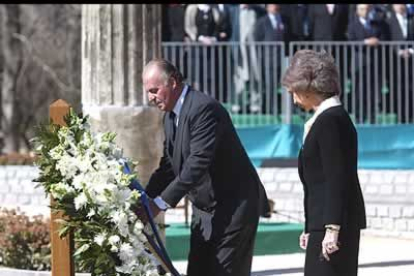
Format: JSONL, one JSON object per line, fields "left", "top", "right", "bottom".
{"left": 72, "top": 174, "right": 86, "bottom": 190}
{"left": 119, "top": 242, "right": 134, "bottom": 263}
{"left": 77, "top": 155, "right": 92, "bottom": 173}
{"left": 74, "top": 193, "right": 88, "bottom": 210}
{"left": 111, "top": 210, "right": 129, "bottom": 237}
{"left": 112, "top": 189, "right": 132, "bottom": 207}
{"left": 56, "top": 154, "right": 78, "bottom": 180}
{"left": 94, "top": 233, "right": 106, "bottom": 246}
{"left": 86, "top": 209, "right": 95, "bottom": 218}
{"left": 109, "top": 235, "right": 121, "bottom": 246}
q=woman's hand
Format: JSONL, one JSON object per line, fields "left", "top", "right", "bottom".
{"left": 321, "top": 228, "right": 340, "bottom": 261}
{"left": 299, "top": 231, "right": 309, "bottom": 250}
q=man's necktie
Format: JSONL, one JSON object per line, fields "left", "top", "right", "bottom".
{"left": 273, "top": 15, "right": 283, "bottom": 32}
{"left": 276, "top": 15, "right": 282, "bottom": 31}
{"left": 402, "top": 17, "right": 408, "bottom": 39}
{"left": 364, "top": 21, "right": 373, "bottom": 36}
{"left": 408, "top": 4, "right": 414, "bottom": 16}
{"left": 170, "top": 112, "right": 177, "bottom": 141}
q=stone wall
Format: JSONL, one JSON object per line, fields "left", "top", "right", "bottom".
{"left": 0, "top": 166, "right": 49, "bottom": 216}
{"left": 257, "top": 168, "right": 414, "bottom": 239}
{"left": 1, "top": 166, "right": 413, "bottom": 238}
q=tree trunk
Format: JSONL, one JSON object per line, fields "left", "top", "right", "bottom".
{"left": 0, "top": 5, "right": 23, "bottom": 152}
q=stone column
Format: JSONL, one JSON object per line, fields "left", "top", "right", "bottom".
{"left": 82, "top": 4, "right": 167, "bottom": 238}
{"left": 81, "top": 4, "right": 163, "bottom": 185}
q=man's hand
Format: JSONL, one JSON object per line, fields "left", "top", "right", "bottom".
{"left": 219, "top": 32, "right": 228, "bottom": 40}
{"left": 133, "top": 198, "right": 162, "bottom": 224}
{"left": 321, "top": 228, "right": 340, "bottom": 261}
{"left": 364, "top": 37, "right": 379, "bottom": 46}
{"left": 398, "top": 49, "right": 411, "bottom": 59}
{"left": 148, "top": 198, "right": 162, "bottom": 218}
{"left": 198, "top": 35, "right": 217, "bottom": 45}
{"left": 299, "top": 231, "right": 309, "bottom": 250}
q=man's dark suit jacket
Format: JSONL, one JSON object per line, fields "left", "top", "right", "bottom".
{"left": 347, "top": 16, "right": 389, "bottom": 70}
{"left": 281, "top": 4, "right": 309, "bottom": 41}
{"left": 162, "top": 5, "right": 186, "bottom": 42}
{"left": 386, "top": 12, "right": 414, "bottom": 123}
{"left": 308, "top": 4, "right": 349, "bottom": 41}
{"left": 253, "top": 13, "right": 290, "bottom": 88}
{"left": 298, "top": 106, "right": 366, "bottom": 233}
{"left": 253, "top": 13, "right": 291, "bottom": 43}
{"left": 387, "top": 11, "right": 414, "bottom": 41}
{"left": 348, "top": 16, "right": 388, "bottom": 42}
{"left": 146, "top": 87, "right": 269, "bottom": 238}
{"left": 215, "top": 4, "right": 232, "bottom": 41}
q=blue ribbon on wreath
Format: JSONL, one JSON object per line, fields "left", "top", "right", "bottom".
{"left": 121, "top": 160, "right": 180, "bottom": 276}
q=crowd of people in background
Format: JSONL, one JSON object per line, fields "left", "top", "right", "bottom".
{"left": 162, "top": 4, "right": 414, "bottom": 123}
{"left": 163, "top": 4, "right": 414, "bottom": 53}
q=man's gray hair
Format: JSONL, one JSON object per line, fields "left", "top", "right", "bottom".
{"left": 282, "top": 50, "right": 341, "bottom": 98}
{"left": 143, "top": 58, "right": 184, "bottom": 84}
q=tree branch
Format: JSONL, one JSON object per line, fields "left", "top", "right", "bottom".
{"left": 12, "top": 32, "right": 80, "bottom": 94}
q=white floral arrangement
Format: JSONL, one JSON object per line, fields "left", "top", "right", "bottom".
{"left": 32, "top": 109, "right": 168, "bottom": 276}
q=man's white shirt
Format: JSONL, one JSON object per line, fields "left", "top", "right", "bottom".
{"left": 172, "top": 85, "right": 189, "bottom": 127}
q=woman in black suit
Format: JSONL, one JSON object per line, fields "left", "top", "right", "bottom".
{"left": 281, "top": 50, "right": 366, "bottom": 276}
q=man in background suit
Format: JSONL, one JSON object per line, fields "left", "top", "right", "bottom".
{"left": 162, "top": 4, "right": 187, "bottom": 43}
{"left": 308, "top": 4, "right": 349, "bottom": 41}
{"left": 141, "top": 59, "right": 270, "bottom": 276}
{"left": 253, "top": 4, "right": 291, "bottom": 115}
{"left": 386, "top": 4, "right": 414, "bottom": 123}
{"left": 347, "top": 4, "right": 389, "bottom": 124}
{"left": 228, "top": 4, "right": 266, "bottom": 114}
{"left": 214, "top": 4, "right": 232, "bottom": 103}
{"left": 281, "top": 4, "right": 309, "bottom": 43}
{"left": 161, "top": 4, "right": 188, "bottom": 80}
{"left": 308, "top": 4, "right": 349, "bottom": 102}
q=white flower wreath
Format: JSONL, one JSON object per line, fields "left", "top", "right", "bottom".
{"left": 33, "top": 109, "right": 169, "bottom": 276}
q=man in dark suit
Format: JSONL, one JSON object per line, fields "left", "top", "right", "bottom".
{"left": 162, "top": 4, "right": 188, "bottom": 80}
{"left": 282, "top": 50, "right": 366, "bottom": 276}
{"left": 308, "top": 4, "right": 349, "bottom": 102}
{"left": 213, "top": 4, "right": 232, "bottom": 103}
{"left": 347, "top": 4, "right": 389, "bottom": 124}
{"left": 281, "top": 4, "right": 309, "bottom": 43}
{"left": 141, "top": 59, "right": 270, "bottom": 276}
{"left": 162, "top": 4, "right": 187, "bottom": 43}
{"left": 253, "top": 4, "right": 291, "bottom": 115}
{"left": 215, "top": 4, "right": 232, "bottom": 42}
{"left": 308, "top": 4, "right": 349, "bottom": 41}
{"left": 386, "top": 4, "right": 414, "bottom": 123}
